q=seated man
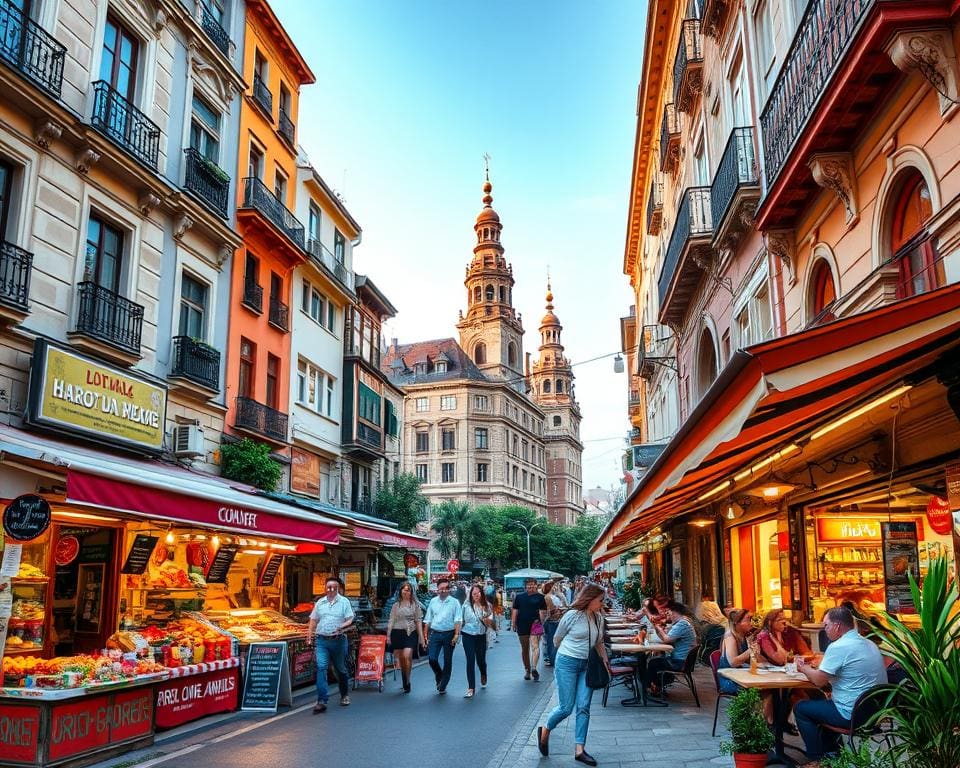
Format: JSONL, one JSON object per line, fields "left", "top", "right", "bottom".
{"left": 794, "top": 606, "right": 887, "bottom": 767}
{"left": 643, "top": 600, "right": 697, "bottom": 693}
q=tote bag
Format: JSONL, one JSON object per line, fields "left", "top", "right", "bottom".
{"left": 585, "top": 614, "right": 610, "bottom": 689}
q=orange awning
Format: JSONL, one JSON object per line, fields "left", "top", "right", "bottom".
{"left": 593, "top": 284, "right": 960, "bottom": 566}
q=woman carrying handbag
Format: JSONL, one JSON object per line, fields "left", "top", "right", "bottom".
{"left": 386, "top": 582, "right": 425, "bottom": 693}
{"left": 460, "top": 584, "right": 495, "bottom": 697}
{"left": 536, "top": 583, "right": 611, "bottom": 766}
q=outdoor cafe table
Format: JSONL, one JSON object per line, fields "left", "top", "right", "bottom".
{"left": 718, "top": 667, "right": 817, "bottom": 765}
{"left": 610, "top": 642, "right": 673, "bottom": 707}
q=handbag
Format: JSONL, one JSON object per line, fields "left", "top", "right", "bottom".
{"left": 585, "top": 614, "right": 610, "bottom": 690}
{"left": 530, "top": 620, "right": 544, "bottom": 636}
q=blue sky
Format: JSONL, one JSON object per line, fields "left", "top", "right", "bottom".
{"left": 275, "top": 1, "right": 646, "bottom": 490}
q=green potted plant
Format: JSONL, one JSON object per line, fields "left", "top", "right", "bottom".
{"left": 719, "top": 688, "right": 774, "bottom": 767}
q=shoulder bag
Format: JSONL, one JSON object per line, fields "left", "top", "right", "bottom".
{"left": 585, "top": 614, "right": 610, "bottom": 690}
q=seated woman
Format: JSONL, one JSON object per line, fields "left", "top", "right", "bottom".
{"left": 757, "top": 609, "right": 810, "bottom": 665}
{"left": 717, "top": 608, "right": 754, "bottom": 694}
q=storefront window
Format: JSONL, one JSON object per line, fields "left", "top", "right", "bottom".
{"left": 731, "top": 517, "right": 783, "bottom": 614}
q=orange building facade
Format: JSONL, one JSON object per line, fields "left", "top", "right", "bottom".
{"left": 225, "top": 0, "right": 316, "bottom": 450}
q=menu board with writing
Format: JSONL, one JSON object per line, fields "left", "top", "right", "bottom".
{"left": 121, "top": 535, "right": 159, "bottom": 574}
{"left": 3, "top": 495, "right": 51, "bottom": 541}
{"left": 258, "top": 554, "right": 282, "bottom": 587}
{"left": 881, "top": 521, "right": 920, "bottom": 614}
{"left": 206, "top": 545, "right": 239, "bottom": 584}
{"left": 241, "top": 642, "right": 291, "bottom": 711}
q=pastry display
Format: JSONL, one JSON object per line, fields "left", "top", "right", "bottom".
{"left": 201, "top": 609, "right": 307, "bottom": 643}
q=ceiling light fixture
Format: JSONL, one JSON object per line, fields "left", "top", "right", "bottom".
{"left": 810, "top": 385, "right": 912, "bottom": 442}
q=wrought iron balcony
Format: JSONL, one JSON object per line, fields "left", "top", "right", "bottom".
{"left": 242, "top": 279, "right": 263, "bottom": 313}
{"left": 235, "top": 396, "right": 288, "bottom": 442}
{"left": 268, "top": 295, "right": 289, "bottom": 331}
{"left": 658, "top": 187, "right": 712, "bottom": 324}
{"left": 0, "top": 0, "right": 66, "bottom": 98}
{"left": 659, "top": 103, "right": 680, "bottom": 173}
{"left": 252, "top": 73, "right": 272, "bottom": 117}
{"left": 91, "top": 81, "right": 161, "bottom": 170}
{"left": 307, "top": 238, "right": 356, "bottom": 293}
{"left": 240, "top": 177, "right": 305, "bottom": 250}
{"left": 199, "top": 4, "right": 230, "bottom": 57}
{"left": 710, "top": 127, "right": 759, "bottom": 244}
{"left": 74, "top": 281, "right": 143, "bottom": 355}
{"left": 183, "top": 148, "right": 230, "bottom": 217}
{"left": 278, "top": 108, "right": 295, "bottom": 147}
{"left": 673, "top": 19, "right": 703, "bottom": 113}
{"left": 170, "top": 335, "right": 220, "bottom": 392}
{"left": 0, "top": 240, "right": 32, "bottom": 312}
{"left": 646, "top": 181, "right": 663, "bottom": 236}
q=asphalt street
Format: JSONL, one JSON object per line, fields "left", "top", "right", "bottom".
{"left": 89, "top": 629, "right": 554, "bottom": 768}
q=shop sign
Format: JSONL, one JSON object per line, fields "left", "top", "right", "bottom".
{"left": 632, "top": 442, "right": 669, "bottom": 470}
{"left": 352, "top": 524, "right": 427, "bottom": 550}
{"left": 816, "top": 518, "right": 882, "bottom": 542}
{"left": 290, "top": 448, "right": 321, "bottom": 498}
{"left": 926, "top": 496, "right": 953, "bottom": 535}
{"left": 2, "top": 494, "right": 51, "bottom": 541}
{"left": 355, "top": 634, "right": 387, "bottom": 683}
{"left": 27, "top": 339, "right": 167, "bottom": 454}
{"left": 155, "top": 667, "right": 239, "bottom": 729}
{"left": 47, "top": 688, "right": 153, "bottom": 761}
{"left": 881, "top": 521, "right": 920, "bottom": 615}
{"left": 0, "top": 703, "right": 40, "bottom": 764}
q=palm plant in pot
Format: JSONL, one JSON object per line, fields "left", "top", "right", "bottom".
{"left": 719, "top": 688, "right": 775, "bottom": 767}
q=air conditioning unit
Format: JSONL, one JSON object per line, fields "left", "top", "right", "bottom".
{"left": 172, "top": 424, "right": 205, "bottom": 458}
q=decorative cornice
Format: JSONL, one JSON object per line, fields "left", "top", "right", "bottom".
{"left": 808, "top": 152, "right": 859, "bottom": 226}
{"left": 764, "top": 229, "right": 797, "bottom": 286}
{"left": 34, "top": 119, "right": 62, "bottom": 149}
{"left": 138, "top": 190, "right": 161, "bottom": 215}
{"left": 174, "top": 214, "right": 194, "bottom": 239}
{"left": 887, "top": 27, "right": 959, "bottom": 116}
{"left": 75, "top": 146, "right": 100, "bottom": 175}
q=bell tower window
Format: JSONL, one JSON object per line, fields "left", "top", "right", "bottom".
{"left": 485, "top": 284, "right": 495, "bottom": 302}
{"left": 499, "top": 286, "right": 506, "bottom": 303}
{"left": 474, "top": 343, "right": 486, "bottom": 365}
{"left": 543, "top": 380, "right": 551, "bottom": 393}
{"left": 508, "top": 342, "right": 517, "bottom": 367}
{"left": 556, "top": 379, "right": 564, "bottom": 393}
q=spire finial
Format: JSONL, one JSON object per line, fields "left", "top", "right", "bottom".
{"left": 545, "top": 270, "right": 554, "bottom": 310}
{"left": 482, "top": 153, "right": 493, "bottom": 206}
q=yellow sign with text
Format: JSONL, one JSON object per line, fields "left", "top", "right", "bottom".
{"left": 30, "top": 342, "right": 167, "bottom": 452}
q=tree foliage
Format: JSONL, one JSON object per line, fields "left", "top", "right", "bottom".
{"left": 431, "top": 500, "right": 472, "bottom": 560}
{"left": 372, "top": 473, "right": 426, "bottom": 532}
{"left": 219, "top": 438, "right": 282, "bottom": 491}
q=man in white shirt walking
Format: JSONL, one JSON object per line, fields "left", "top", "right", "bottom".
{"left": 424, "top": 578, "right": 462, "bottom": 694}
{"left": 307, "top": 576, "right": 355, "bottom": 713}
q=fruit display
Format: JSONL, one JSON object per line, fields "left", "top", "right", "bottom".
{"left": 2, "top": 654, "right": 167, "bottom": 689}
{"left": 130, "top": 616, "right": 236, "bottom": 665}
{"left": 202, "top": 609, "right": 308, "bottom": 643}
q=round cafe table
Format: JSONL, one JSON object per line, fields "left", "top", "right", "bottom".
{"left": 609, "top": 642, "right": 672, "bottom": 707}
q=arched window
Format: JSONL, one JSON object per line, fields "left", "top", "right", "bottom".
{"left": 507, "top": 342, "right": 517, "bottom": 366}
{"left": 556, "top": 379, "right": 564, "bottom": 393}
{"left": 474, "top": 342, "right": 486, "bottom": 365}
{"left": 696, "top": 328, "right": 718, "bottom": 401}
{"left": 810, "top": 260, "right": 837, "bottom": 322}
{"left": 485, "top": 284, "right": 495, "bottom": 302}
{"left": 473, "top": 285, "right": 481, "bottom": 304}
{"left": 543, "top": 380, "right": 551, "bottom": 393}
{"left": 499, "top": 286, "right": 506, "bottom": 303}
{"left": 890, "top": 171, "right": 941, "bottom": 298}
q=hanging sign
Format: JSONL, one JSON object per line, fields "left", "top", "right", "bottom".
{"left": 120, "top": 535, "right": 159, "bottom": 574}
{"left": 205, "top": 545, "right": 239, "bottom": 584}
{"left": 257, "top": 554, "right": 282, "bottom": 587}
{"left": 926, "top": 496, "right": 953, "bottom": 536}
{"left": 55, "top": 535, "right": 82, "bottom": 566}
{"left": 881, "top": 521, "right": 920, "bottom": 614}
{"left": 3, "top": 494, "right": 51, "bottom": 541}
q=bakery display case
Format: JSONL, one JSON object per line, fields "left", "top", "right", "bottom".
{"left": 200, "top": 609, "right": 308, "bottom": 643}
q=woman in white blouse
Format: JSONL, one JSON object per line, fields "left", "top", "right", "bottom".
{"left": 460, "top": 584, "right": 495, "bottom": 698}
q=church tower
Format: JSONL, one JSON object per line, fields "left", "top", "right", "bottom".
{"left": 532, "top": 283, "right": 584, "bottom": 526}
{"left": 456, "top": 174, "right": 525, "bottom": 387}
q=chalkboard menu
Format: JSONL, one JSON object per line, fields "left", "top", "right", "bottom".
{"left": 121, "top": 535, "right": 159, "bottom": 574}
{"left": 3, "top": 494, "right": 51, "bottom": 541}
{"left": 257, "top": 554, "right": 282, "bottom": 587}
{"left": 241, "top": 642, "right": 292, "bottom": 711}
{"left": 205, "top": 545, "right": 239, "bottom": 584}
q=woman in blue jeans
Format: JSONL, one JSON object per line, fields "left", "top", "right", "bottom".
{"left": 536, "top": 583, "right": 610, "bottom": 767}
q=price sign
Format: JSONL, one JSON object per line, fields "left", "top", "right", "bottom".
{"left": 120, "top": 535, "right": 159, "bottom": 574}
{"left": 3, "top": 494, "right": 51, "bottom": 541}
{"left": 205, "top": 545, "right": 239, "bottom": 584}
{"left": 257, "top": 554, "right": 283, "bottom": 587}
{"left": 240, "top": 642, "right": 292, "bottom": 712}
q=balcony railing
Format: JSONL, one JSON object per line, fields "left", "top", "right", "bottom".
{"left": 710, "top": 127, "right": 758, "bottom": 234}
{"left": 658, "top": 187, "right": 712, "bottom": 307}
{"left": 307, "top": 238, "right": 356, "bottom": 293}
{"left": 0, "top": 240, "right": 32, "bottom": 311}
{"left": 91, "top": 81, "right": 161, "bottom": 170}
{"left": 242, "top": 280, "right": 263, "bottom": 313}
{"left": 252, "top": 73, "right": 272, "bottom": 116}
{"left": 183, "top": 148, "right": 230, "bottom": 217}
{"left": 357, "top": 422, "right": 382, "bottom": 449}
{"left": 170, "top": 335, "right": 220, "bottom": 391}
{"left": 278, "top": 108, "right": 295, "bottom": 147}
{"left": 760, "top": 0, "right": 872, "bottom": 186}
{"left": 673, "top": 19, "right": 703, "bottom": 113}
{"left": 199, "top": 4, "right": 230, "bottom": 57}
{"left": 268, "top": 295, "right": 289, "bottom": 331}
{"left": 0, "top": 0, "right": 66, "bottom": 98}
{"left": 240, "top": 177, "right": 305, "bottom": 249}
{"left": 74, "top": 281, "right": 143, "bottom": 355}
{"left": 235, "top": 396, "right": 288, "bottom": 442}
{"left": 646, "top": 181, "right": 663, "bottom": 236}
{"left": 659, "top": 103, "right": 680, "bottom": 173}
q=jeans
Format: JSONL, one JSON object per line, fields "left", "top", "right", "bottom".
{"left": 428, "top": 630, "right": 455, "bottom": 691}
{"left": 461, "top": 632, "right": 487, "bottom": 689}
{"left": 794, "top": 698, "right": 851, "bottom": 759}
{"left": 545, "top": 653, "right": 594, "bottom": 746}
{"left": 314, "top": 635, "right": 349, "bottom": 703}
{"left": 543, "top": 620, "right": 560, "bottom": 664}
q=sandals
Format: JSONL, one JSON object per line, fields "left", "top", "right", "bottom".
{"left": 464, "top": 689, "right": 475, "bottom": 698}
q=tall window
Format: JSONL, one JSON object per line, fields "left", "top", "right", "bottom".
{"left": 84, "top": 215, "right": 123, "bottom": 292}
{"left": 238, "top": 338, "right": 255, "bottom": 398}
{"left": 253, "top": 49, "right": 267, "bottom": 84}
{"left": 474, "top": 342, "right": 486, "bottom": 365}
{"left": 543, "top": 380, "right": 551, "bottom": 393}
{"left": 441, "top": 463, "right": 455, "bottom": 483}
{"left": 334, "top": 229, "right": 345, "bottom": 263}
{"left": 474, "top": 395, "right": 488, "bottom": 411}
{"left": 178, "top": 273, "right": 207, "bottom": 339}
{"left": 270, "top": 272, "right": 282, "bottom": 306}
{"left": 415, "top": 397, "right": 429, "bottom": 412}
{"left": 358, "top": 383, "right": 381, "bottom": 424}
{"left": 415, "top": 463, "right": 428, "bottom": 483}
{"left": 755, "top": 0, "right": 775, "bottom": 99}
{"left": 265, "top": 353, "right": 279, "bottom": 408}
{"left": 274, "top": 170, "right": 287, "bottom": 203}
{"left": 475, "top": 428, "right": 488, "bottom": 450}
{"left": 441, "top": 427, "right": 455, "bottom": 451}
{"left": 279, "top": 83, "right": 291, "bottom": 119}
{"left": 190, "top": 95, "right": 220, "bottom": 162}
{"left": 100, "top": 16, "right": 138, "bottom": 101}
{"left": 440, "top": 395, "right": 456, "bottom": 411}
{"left": 810, "top": 261, "right": 837, "bottom": 319}
{"left": 308, "top": 203, "right": 320, "bottom": 243}
{"left": 891, "top": 172, "right": 941, "bottom": 298}
{"left": 0, "top": 159, "right": 14, "bottom": 240}
{"left": 325, "top": 376, "right": 334, "bottom": 416}
{"left": 415, "top": 430, "right": 429, "bottom": 453}
{"left": 248, "top": 144, "right": 264, "bottom": 179}
{"left": 244, "top": 252, "right": 259, "bottom": 286}
{"left": 696, "top": 329, "right": 718, "bottom": 400}
{"left": 476, "top": 463, "right": 488, "bottom": 482}
{"left": 507, "top": 342, "right": 517, "bottom": 367}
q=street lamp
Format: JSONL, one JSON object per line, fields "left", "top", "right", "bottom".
{"left": 512, "top": 520, "right": 542, "bottom": 570}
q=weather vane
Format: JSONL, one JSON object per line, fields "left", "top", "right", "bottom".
{"left": 483, "top": 152, "right": 491, "bottom": 181}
